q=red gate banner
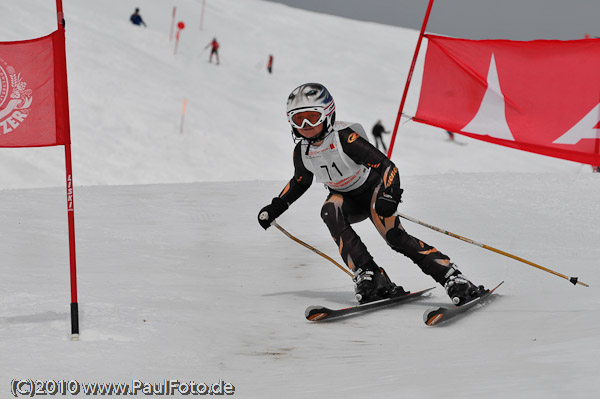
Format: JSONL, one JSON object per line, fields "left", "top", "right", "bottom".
{"left": 1, "top": 0, "right": 79, "bottom": 339}
{"left": 0, "top": 30, "right": 70, "bottom": 147}
{"left": 414, "top": 34, "right": 600, "bottom": 165}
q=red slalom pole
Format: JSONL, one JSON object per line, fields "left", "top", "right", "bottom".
{"left": 200, "top": 0, "right": 206, "bottom": 31}
{"left": 387, "top": 0, "right": 435, "bottom": 158}
{"left": 180, "top": 98, "right": 187, "bottom": 134}
{"left": 170, "top": 6, "right": 176, "bottom": 41}
{"left": 55, "top": 0, "right": 80, "bottom": 340}
{"left": 174, "top": 21, "right": 185, "bottom": 55}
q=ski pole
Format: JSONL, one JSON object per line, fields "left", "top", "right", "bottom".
{"left": 397, "top": 212, "right": 589, "bottom": 287}
{"left": 271, "top": 221, "right": 353, "bottom": 278}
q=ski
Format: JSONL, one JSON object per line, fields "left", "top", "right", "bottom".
{"left": 305, "top": 287, "right": 435, "bottom": 322}
{"left": 423, "top": 281, "right": 504, "bottom": 326}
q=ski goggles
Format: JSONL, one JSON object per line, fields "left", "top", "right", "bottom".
{"left": 287, "top": 101, "right": 335, "bottom": 129}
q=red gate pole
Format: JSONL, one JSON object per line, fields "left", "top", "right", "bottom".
{"left": 594, "top": 91, "right": 600, "bottom": 172}
{"left": 200, "top": 0, "right": 206, "bottom": 31}
{"left": 174, "top": 22, "right": 185, "bottom": 56}
{"left": 170, "top": 7, "right": 177, "bottom": 41}
{"left": 387, "top": 0, "right": 436, "bottom": 158}
{"left": 56, "top": 0, "right": 79, "bottom": 340}
{"left": 180, "top": 98, "right": 187, "bottom": 134}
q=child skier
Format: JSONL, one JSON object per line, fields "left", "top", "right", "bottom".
{"left": 258, "top": 83, "right": 487, "bottom": 305}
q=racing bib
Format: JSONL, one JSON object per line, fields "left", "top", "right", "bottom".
{"left": 301, "top": 122, "right": 370, "bottom": 192}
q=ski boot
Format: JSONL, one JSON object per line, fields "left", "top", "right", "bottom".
{"left": 353, "top": 261, "right": 408, "bottom": 304}
{"left": 444, "top": 269, "right": 487, "bottom": 306}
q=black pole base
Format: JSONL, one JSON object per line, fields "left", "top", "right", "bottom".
{"left": 70, "top": 302, "right": 79, "bottom": 339}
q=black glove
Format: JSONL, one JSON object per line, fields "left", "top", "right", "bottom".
{"left": 375, "top": 185, "right": 403, "bottom": 217}
{"left": 258, "top": 197, "right": 289, "bottom": 229}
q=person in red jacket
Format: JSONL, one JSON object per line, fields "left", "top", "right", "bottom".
{"left": 205, "top": 38, "right": 220, "bottom": 64}
{"left": 267, "top": 55, "right": 274, "bottom": 74}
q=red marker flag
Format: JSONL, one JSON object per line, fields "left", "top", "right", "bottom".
{"left": 0, "top": 30, "right": 70, "bottom": 147}
{"left": 1, "top": 0, "right": 80, "bottom": 339}
{"left": 414, "top": 35, "right": 600, "bottom": 165}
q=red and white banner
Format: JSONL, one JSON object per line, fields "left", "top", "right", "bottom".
{"left": 414, "top": 34, "right": 600, "bottom": 165}
{"left": 2, "top": 0, "right": 79, "bottom": 338}
{"left": 0, "top": 30, "right": 70, "bottom": 147}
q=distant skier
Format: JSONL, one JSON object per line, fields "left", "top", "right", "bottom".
{"left": 130, "top": 8, "right": 146, "bottom": 27}
{"left": 205, "top": 38, "right": 220, "bottom": 64}
{"left": 446, "top": 130, "right": 455, "bottom": 141}
{"left": 371, "top": 120, "right": 389, "bottom": 152}
{"left": 267, "top": 55, "right": 274, "bottom": 74}
{"left": 258, "top": 83, "right": 487, "bottom": 305}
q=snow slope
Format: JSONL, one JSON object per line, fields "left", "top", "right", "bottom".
{"left": 1, "top": 1, "right": 598, "bottom": 398}
{"left": 0, "top": 0, "right": 582, "bottom": 189}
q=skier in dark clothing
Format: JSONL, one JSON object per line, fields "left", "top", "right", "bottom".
{"left": 258, "top": 83, "right": 487, "bottom": 305}
{"left": 205, "top": 38, "right": 220, "bottom": 64}
{"left": 371, "top": 120, "right": 389, "bottom": 151}
{"left": 130, "top": 8, "right": 146, "bottom": 27}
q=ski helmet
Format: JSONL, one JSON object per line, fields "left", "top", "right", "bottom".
{"left": 286, "top": 83, "right": 336, "bottom": 141}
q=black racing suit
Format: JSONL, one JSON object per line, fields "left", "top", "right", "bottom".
{"left": 277, "top": 126, "right": 455, "bottom": 285}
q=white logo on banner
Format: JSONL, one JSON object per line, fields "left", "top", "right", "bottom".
{"left": 553, "top": 103, "right": 600, "bottom": 145}
{"left": 462, "top": 53, "right": 515, "bottom": 141}
{"left": 0, "top": 58, "right": 32, "bottom": 136}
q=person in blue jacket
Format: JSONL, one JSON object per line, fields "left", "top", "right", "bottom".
{"left": 130, "top": 8, "right": 146, "bottom": 27}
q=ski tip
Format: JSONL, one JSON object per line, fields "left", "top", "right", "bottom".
{"left": 491, "top": 281, "right": 505, "bottom": 292}
{"left": 307, "top": 313, "right": 327, "bottom": 321}
{"left": 412, "top": 287, "right": 436, "bottom": 297}
{"left": 423, "top": 307, "right": 443, "bottom": 326}
{"left": 305, "top": 306, "right": 329, "bottom": 321}
{"left": 425, "top": 314, "right": 444, "bottom": 326}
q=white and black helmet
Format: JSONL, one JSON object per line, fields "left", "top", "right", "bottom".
{"left": 286, "top": 83, "right": 336, "bottom": 141}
